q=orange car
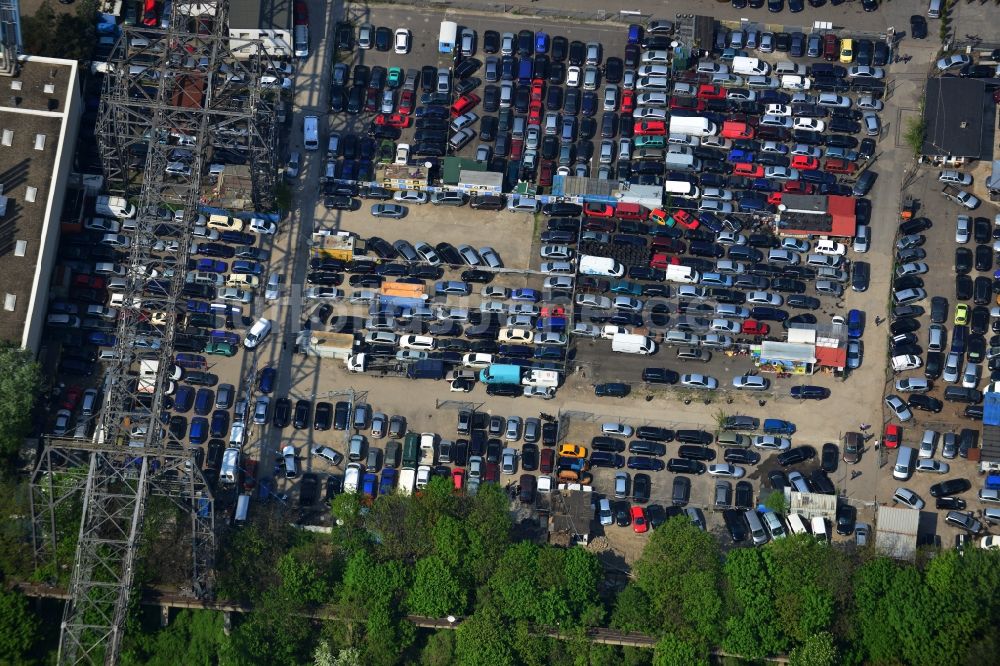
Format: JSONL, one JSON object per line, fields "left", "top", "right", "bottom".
{"left": 558, "top": 444, "right": 587, "bottom": 458}
{"left": 633, "top": 120, "right": 667, "bottom": 135}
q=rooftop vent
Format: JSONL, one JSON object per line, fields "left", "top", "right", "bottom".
{"left": 10, "top": 80, "right": 21, "bottom": 91}
{"left": 44, "top": 83, "right": 55, "bottom": 94}
{"left": 14, "top": 240, "right": 26, "bottom": 256}
{"left": 4, "top": 294, "right": 15, "bottom": 312}
{"left": 25, "top": 186, "right": 37, "bottom": 203}
{"left": 960, "top": 121, "right": 968, "bottom": 129}
{"left": 1, "top": 129, "right": 11, "bottom": 146}
{"left": 33, "top": 134, "right": 45, "bottom": 150}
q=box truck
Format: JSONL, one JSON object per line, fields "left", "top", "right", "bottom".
{"left": 95, "top": 195, "right": 136, "bottom": 219}
{"left": 668, "top": 116, "right": 718, "bottom": 137}
{"left": 479, "top": 364, "right": 523, "bottom": 384}
{"left": 611, "top": 333, "right": 657, "bottom": 355}
{"left": 579, "top": 255, "right": 626, "bottom": 277}
{"left": 522, "top": 369, "right": 560, "bottom": 387}
{"left": 438, "top": 21, "right": 457, "bottom": 53}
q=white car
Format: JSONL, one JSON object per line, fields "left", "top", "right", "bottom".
{"left": 752, "top": 436, "right": 791, "bottom": 451}
{"left": 710, "top": 318, "right": 741, "bottom": 334}
{"left": 732, "top": 374, "right": 770, "bottom": 391}
{"left": 936, "top": 54, "right": 970, "bottom": 71}
{"left": 602, "top": 422, "right": 634, "bottom": 437}
{"left": 680, "top": 373, "right": 718, "bottom": 390}
{"left": 857, "top": 95, "right": 883, "bottom": 111}
{"left": 940, "top": 170, "right": 973, "bottom": 186}
{"left": 462, "top": 353, "right": 493, "bottom": 368}
{"left": 848, "top": 65, "right": 885, "bottom": 79}
{"left": 746, "top": 291, "right": 783, "bottom": 306}
{"left": 895, "top": 262, "right": 928, "bottom": 277}
{"left": 760, "top": 114, "right": 793, "bottom": 128}
{"left": 790, "top": 144, "right": 821, "bottom": 158}
{"left": 915, "top": 460, "right": 950, "bottom": 474}
{"left": 499, "top": 328, "right": 534, "bottom": 344}
{"left": 249, "top": 218, "right": 276, "bottom": 235}
{"left": 817, "top": 93, "right": 851, "bottom": 108}
{"left": 393, "top": 28, "right": 411, "bottom": 54}
{"left": 566, "top": 66, "right": 581, "bottom": 87}
{"left": 708, "top": 463, "right": 745, "bottom": 479}
{"left": 764, "top": 166, "right": 800, "bottom": 180}
{"left": 243, "top": 317, "right": 272, "bottom": 349}
{"left": 765, "top": 103, "right": 792, "bottom": 117}
{"left": 792, "top": 117, "right": 825, "bottom": 132}
{"left": 399, "top": 335, "right": 436, "bottom": 350}
{"left": 956, "top": 215, "right": 971, "bottom": 243}
{"left": 892, "top": 487, "right": 924, "bottom": 510}
{"left": 395, "top": 143, "right": 410, "bottom": 165}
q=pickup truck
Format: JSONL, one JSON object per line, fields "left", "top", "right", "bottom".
{"left": 941, "top": 184, "right": 980, "bottom": 210}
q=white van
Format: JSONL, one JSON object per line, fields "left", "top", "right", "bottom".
{"left": 927, "top": 0, "right": 942, "bottom": 18}
{"left": 303, "top": 115, "right": 319, "bottom": 151}
{"left": 811, "top": 516, "right": 828, "bottom": 541}
{"left": 786, "top": 513, "right": 809, "bottom": 535}
{"left": 732, "top": 56, "right": 770, "bottom": 76}
{"left": 294, "top": 24, "right": 310, "bottom": 58}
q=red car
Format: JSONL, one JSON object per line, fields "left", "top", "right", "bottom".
{"left": 631, "top": 506, "right": 648, "bottom": 533}
{"left": 450, "top": 93, "right": 480, "bottom": 117}
{"left": 633, "top": 120, "right": 667, "bottom": 135}
{"left": 621, "top": 89, "right": 635, "bottom": 113}
{"left": 374, "top": 113, "right": 411, "bottom": 128}
{"left": 398, "top": 89, "right": 415, "bottom": 115}
{"left": 61, "top": 385, "right": 83, "bottom": 411}
{"left": 884, "top": 424, "right": 901, "bottom": 449}
{"left": 540, "top": 448, "right": 555, "bottom": 473}
{"left": 733, "top": 162, "right": 764, "bottom": 178}
{"left": 671, "top": 209, "right": 698, "bottom": 230}
{"left": 670, "top": 97, "right": 705, "bottom": 112}
{"left": 528, "top": 101, "right": 543, "bottom": 125}
{"left": 783, "top": 180, "right": 816, "bottom": 195}
{"left": 697, "top": 84, "right": 727, "bottom": 100}
{"left": 791, "top": 155, "right": 820, "bottom": 170}
{"left": 541, "top": 306, "right": 566, "bottom": 317}
{"left": 510, "top": 137, "right": 524, "bottom": 160}
{"left": 650, "top": 238, "right": 686, "bottom": 254}
{"left": 650, "top": 253, "right": 680, "bottom": 269}
{"left": 824, "top": 158, "right": 857, "bottom": 174}
{"left": 539, "top": 160, "right": 554, "bottom": 187}
{"left": 452, "top": 468, "right": 465, "bottom": 491}
{"left": 365, "top": 88, "right": 380, "bottom": 113}
{"left": 293, "top": 0, "right": 309, "bottom": 25}
{"left": 583, "top": 218, "right": 615, "bottom": 232}
{"left": 741, "top": 320, "right": 770, "bottom": 336}
{"left": 584, "top": 202, "right": 614, "bottom": 218}
{"left": 767, "top": 192, "right": 783, "bottom": 206}
{"left": 73, "top": 274, "right": 106, "bottom": 290}
{"left": 530, "top": 78, "right": 545, "bottom": 104}
{"left": 142, "top": 0, "right": 158, "bottom": 26}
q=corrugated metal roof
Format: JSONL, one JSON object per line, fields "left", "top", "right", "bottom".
{"left": 760, "top": 341, "right": 816, "bottom": 363}
{"left": 981, "top": 425, "right": 1000, "bottom": 463}
{"left": 875, "top": 506, "right": 919, "bottom": 561}
{"left": 789, "top": 491, "right": 837, "bottom": 519}
{"left": 984, "top": 392, "right": 1000, "bottom": 426}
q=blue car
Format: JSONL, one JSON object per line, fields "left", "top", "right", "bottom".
{"left": 379, "top": 468, "right": 398, "bottom": 496}
{"left": 535, "top": 32, "right": 549, "bottom": 53}
{"left": 728, "top": 149, "right": 755, "bottom": 163}
{"left": 220, "top": 231, "right": 255, "bottom": 245}
{"left": 173, "top": 386, "right": 194, "bottom": 413}
{"left": 210, "top": 330, "right": 240, "bottom": 345}
{"left": 194, "top": 388, "right": 214, "bottom": 415}
{"left": 763, "top": 418, "right": 796, "bottom": 435}
{"left": 186, "top": 299, "right": 211, "bottom": 314}
{"left": 361, "top": 473, "right": 378, "bottom": 499}
{"left": 197, "top": 258, "right": 227, "bottom": 273}
{"left": 847, "top": 309, "right": 863, "bottom": 339}
{"left": 511, "top": 288, "right": 539, "bottom": 302}
{"left": 87, "top": 331, "right": 116, "bottom": 346}
{"left": 231, "top": 260, "right": 263, "bottom": 276}
{"left": 627, "top": 456, "right": 665, "bottom": 471}
{"left": 189, "top": 417, "right": 208, "bottom": 445}
{"left": 258, "top": 367, "right": 276, "bottom": 394}
{"left": 257, "top": 476, "right": 273, "bottom": 501}
{"left": 210, "top": 410, "right": 229, "bottom": 437}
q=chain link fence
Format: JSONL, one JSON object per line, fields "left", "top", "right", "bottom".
{"left": 368, "top": 0, "right": 650, "bottom": 25}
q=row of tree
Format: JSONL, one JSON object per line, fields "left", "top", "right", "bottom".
{"left": 5, "top": 475, "right": 1000, "bottom": 664}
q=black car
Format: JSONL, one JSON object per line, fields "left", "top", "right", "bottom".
{"left": 809, "top": 470, "right": 835, "bottom": 495}
{"left": 551, "top": 36, "right": 568, "bottom": 61}
{"left": 777, "top": 445, "right": 816, "bottom": 466}
{"left": 641, "top": 367, "right": 679, "bottom": 384}
{"left": 671, "top": 476, "right": 691, "bottom": 506}
{"left": 666, "top": 458, "right": 706, "bottom": 474}
{"left": 633, "top": 473, "right": 651, "bottom": 503}
{"left": 836, "top": 503, "right": 856, "bottom": 535}
{"left": 910, "top": 15, "right": 928, "bottom": 39}
{"left": 975, "top": 217, "right": 992, "bottom": 243}
{"left": 821, "top": 443, "right": 839, "bottom": 473}
{"left": 956, "top": 274, "right": 974, "bottom": 301}
{"left": 955, "top": 247, "right": 973, "bottom": 275}
{"left": 636, "top": 426, "right": 673, "bottom": 441}
{"left": 677, "top": 445, "right": 716, "bottom": 461}
{"left": 930, "top": 478, "right": 972, "bottom": 498}
{"left": 936, "top": 497, "right": 967, "bottom": 511}
{"left": 293, "top": 399, "right": 312, "bottom": 429}
{"left": 723, "top": 509, "right": 748, "bottom": 542}
{"left": 521, "top": 443, "right": 539, "bottom": 471}
{"left": 724, "top": 449, "right": 759, "bottom": 465}
{"left": 908, "top": 394, "right": 943, "bottom": 413}
{"left": 852, "top": 262, "right": 870, "bottom": 292}
{"left": 768, "top": 470, "right": 788, "bottom": 490}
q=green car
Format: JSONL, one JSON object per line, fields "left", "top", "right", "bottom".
{"left": 633, "top": 135, "right": 665, "bottom": 148}
{"left": 203, "top": 340, "right": 236, "bottom": 357}
{"left": 387, "top": 67, "right": 403, "bottom": 89}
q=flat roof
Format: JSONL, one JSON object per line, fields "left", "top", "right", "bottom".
{"left": 875, "top": 506, "right": 919, "bottom": 561}
{"left": 0, "top": 57, "right": 76, "bottom": 346}
{"left": 760, "top": 341, "right": 816, "bottom": 363}
{"left": 923, "top": 77, "right": 991, "bottom": 159}
{"left": 781, "top": 193, "right": 827, "bottom": 213}
{"left": 229, "top": 0, "right": 291, "bottom": 31}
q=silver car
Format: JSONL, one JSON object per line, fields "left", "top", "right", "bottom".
{"left": 371, "top": 203, "right": 406, "bottom": 219}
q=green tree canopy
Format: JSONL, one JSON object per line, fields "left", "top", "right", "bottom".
{"left": 0, "top": 587, "right": 39, "bottom": 662}
{"left": 0, "top": 344, "right": 42, "bottom": 471}
{"left": 407, "top": 555, "right": 467, "bottom": 617}
{"left": 455, "top": 603, "right": 514, "bottom": 666}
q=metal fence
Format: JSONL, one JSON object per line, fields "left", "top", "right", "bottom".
{"left": 368, "top": 0, "right": 650, "bottom": 25}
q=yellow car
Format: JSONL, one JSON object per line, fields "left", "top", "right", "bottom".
{"left": 558, "top": 444, "right": 587, "bottom": 458}
{"left": 839, "top": 38, "right": 854, "bottom": 64}
{"left": 954, "top": 303, "right": 969, "bottom": 325}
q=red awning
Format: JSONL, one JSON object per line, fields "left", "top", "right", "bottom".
{"left": 815, "top": 345, "right": 847, "bottom": 369}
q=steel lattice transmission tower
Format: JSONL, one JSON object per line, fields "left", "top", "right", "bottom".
{"left": 28, "top": 2, "right": 278, "bottom": 664}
